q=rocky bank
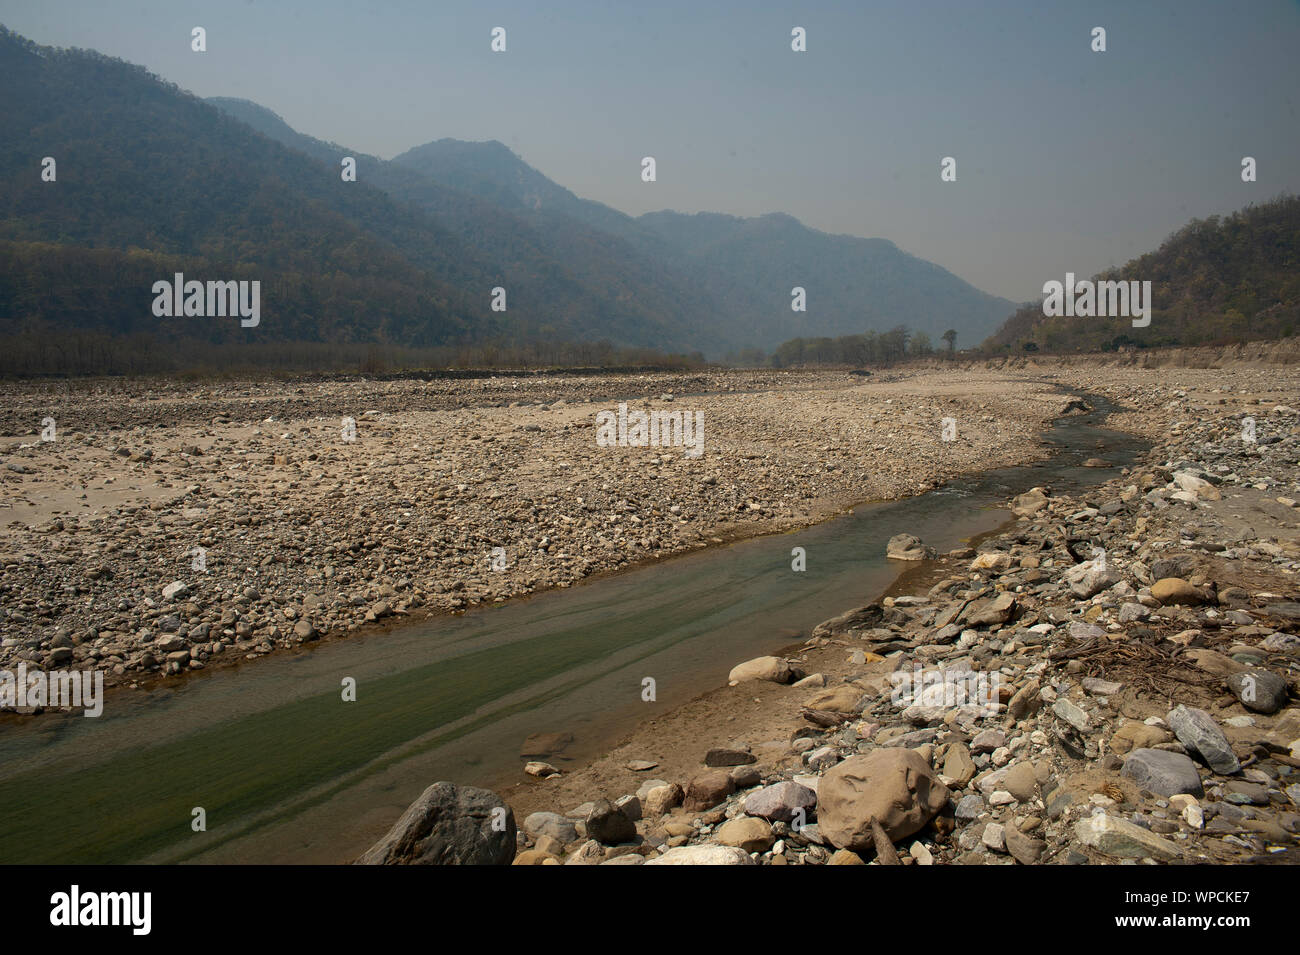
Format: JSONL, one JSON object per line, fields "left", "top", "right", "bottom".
{"left": 411, "top": 375, "right": 1300, "bottom": 865}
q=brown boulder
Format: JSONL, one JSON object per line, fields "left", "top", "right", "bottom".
{"left": 683, "top": 770, "right": 735, "bottom": 812}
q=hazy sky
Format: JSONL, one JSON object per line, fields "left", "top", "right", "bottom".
{"left": 3, "top": 0, "right": 1298, "bottom": 301}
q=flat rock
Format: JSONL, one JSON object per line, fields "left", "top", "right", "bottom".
{"left": 1074, "top": 812, "right": 1181, "bottom": 861}
{"left": 1121, "top": 748, "right": 1205, "bottom": 797}
{"left": 704, "top": 747, "right": 755, "bottom": 767}
{"left": 645, "top": 845, "right": 756, "bottom": 866}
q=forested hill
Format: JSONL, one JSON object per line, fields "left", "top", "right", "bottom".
{"left": 0, "top": 26, "right": 724, "bottom": 369}
{"left": 1, "top": 23, "right": 1020, "bottom": 374}
{"left": 983, "top": 196, "right": 1300, "bottom": 354}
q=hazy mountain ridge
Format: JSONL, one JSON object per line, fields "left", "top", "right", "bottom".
{"left": 1, "top": 24, "right": 1016, "bottom": 364}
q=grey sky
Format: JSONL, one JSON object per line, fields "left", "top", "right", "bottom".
{"left": 3, "top": 0, "right": 1297, "bottom": 301}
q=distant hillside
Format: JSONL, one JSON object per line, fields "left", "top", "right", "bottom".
{"left": 206, "top": 98, "right": 725, "bottom": 354}
{"left": 0, "top": 26, "right": 725, "bottom": 374}
{"left": 392, "top": 139, "right": 1016, "bottom": 351}
{"left": 635, "top": 210, "right": 1015, "bottom": 349}
{"left": 984, "top": 196, "right": 1300, "bottom": 354}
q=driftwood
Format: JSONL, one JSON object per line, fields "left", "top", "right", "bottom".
{"left": 801, "top": 707, "right": 851, "bottom": 727}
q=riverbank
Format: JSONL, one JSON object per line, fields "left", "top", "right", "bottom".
{"left": 491, "top": 366, "right": 1300, "bottom": 864}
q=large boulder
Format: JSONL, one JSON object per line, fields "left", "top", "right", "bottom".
{"left": 357, "top": 782, "right": 516, "bottom": 865}
{"left": 1121, "top": 749, "right": 1205, "bottom": 797}
{"left": 817, "top": 748, "right": 950, "bottom": 849}
{"left": 1011, "top": 487, "right": 1049, "bottom": 518}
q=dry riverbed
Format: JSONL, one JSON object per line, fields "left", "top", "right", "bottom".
{"left": 1, "top": 369, "right": 1077, "bottom": 696}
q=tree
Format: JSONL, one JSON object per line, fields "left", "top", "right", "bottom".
{"left": 942, "top": 329, "right": 957, "bottom": 356}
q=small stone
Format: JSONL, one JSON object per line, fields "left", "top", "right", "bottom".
{"left": 1226, "top": 670, "right": 1289, "bottom": 714}
{"left": 1167, "top": 704, "right": 1241, "bottom": 775}
{"left": 714, "top": 816, "right": 775, "bottom": 853}
{"left": 743, "top": 781, "right": 817, "bottom": 823}
{"left": 644, "top": 783, "right": 684, "bottom": 816}
{"left": 1053, "top": 698, "right": 1091, "bottom": 731}
{"left": 1004, "top": 821, "right": 1046, "bottom": 864}
{"left": 585, "top": 799, "right": 636, "bottom": 845}
{"left": 982, "top": 822, "right": 1006, "bottom": 852}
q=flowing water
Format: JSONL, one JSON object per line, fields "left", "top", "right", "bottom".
{"left": 0, "top": 393, "right": 1147, "bottom": 864}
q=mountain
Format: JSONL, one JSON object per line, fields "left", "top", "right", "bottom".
{"left": 983, "top": 195, "right": 1300, "bottom": 353}
{"left": 0, "top": 24, "right": 1016, "bottom": 372}
{"left": 0, "top": 27, "right": 722, "bottom": 370}
{"left": 634, "top": 210, "right": 1015, "bottom": 349}
{"left": 391, "top": 140, "right": 1014, "bottom": 350}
